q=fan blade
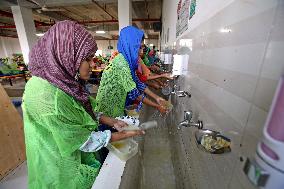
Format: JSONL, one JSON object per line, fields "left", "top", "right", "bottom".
{"left": 42, "top": 7, "right": 65, "bottom": 12}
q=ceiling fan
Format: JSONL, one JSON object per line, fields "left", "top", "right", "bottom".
{"left": 30, "top": 0, "right": 66, "bottom": 13}
{"left": 36, "top": 5, "right": 66, "bottom": 13}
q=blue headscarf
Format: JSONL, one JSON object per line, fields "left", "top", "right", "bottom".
{"left": 117, "top": 26, "right": 144, "bottom": 80}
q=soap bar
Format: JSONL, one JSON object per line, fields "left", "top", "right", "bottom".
{"left": 115, "top": 116, "right": 140, "bottom": 127}
{"left": 139, "top": 120, "right": 158, "bottom": 130}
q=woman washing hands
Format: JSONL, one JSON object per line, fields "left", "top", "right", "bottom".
{"left": 95, "top": 26, "right": 168, "bottom": 118}
{"left": 136, "top": 48, "right": 173, "bottom": 90}
{"left": 22, "top": 21, "right": 143, "bottom": 189}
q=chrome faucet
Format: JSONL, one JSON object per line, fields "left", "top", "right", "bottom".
{"left": 176, "top": 91, "right": 191, "bottom": 98}
{"left": 171, "top": 85, "right": 191, "bottom": 98}
{"left": 178, "top": 111, "right": 203, "bottom": 129}
{"left": 171, "top": 84, "right": 180, "bottom": 94}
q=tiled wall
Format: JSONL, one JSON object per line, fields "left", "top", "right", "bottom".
{"left": 162, "top": 0, "right": 284, "bottom": 188}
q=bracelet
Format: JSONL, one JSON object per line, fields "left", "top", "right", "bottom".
{"left": 136, "top": 94, "right": 146, "bottom": 112}
{"left": 95, "top": 112, "right": 103, "bottom": 121}
{"left": 141, "top": 94, "right": 146, "bottom": 102}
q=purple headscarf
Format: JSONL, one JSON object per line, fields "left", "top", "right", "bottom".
{"left": 29, "top": 20, "right": 97, "bottom": 118}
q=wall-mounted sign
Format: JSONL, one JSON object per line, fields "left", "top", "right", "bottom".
{"left": 176, "top": 0, "right": 197, "bottom": 37}
{"left": 189, "top": 0, "right": 196, "bottom": 19}
{"left": 176, "top": 0, "right": 190, "bottom": 37}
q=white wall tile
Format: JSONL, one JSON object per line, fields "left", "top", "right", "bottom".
{"left": 260, "top": 42, "right": 284, "bottom": 80}
{"left": 200, "top": 43, "right": 266, "bottom": 76}
{"left": 189, "top": 63, "right": 258, "bottom": 102}
{"left": 161, "top": 0, "right": 284, "bottom": 188}
{"left": 244, "top": 105, "right": 267, "bottom": 139}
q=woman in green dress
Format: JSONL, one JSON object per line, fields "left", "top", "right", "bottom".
{"left": 22, "top": 21, "right": 144, "bottom": 189}
{"left": 95, "top": 26, "right": 167, "bottom": 118}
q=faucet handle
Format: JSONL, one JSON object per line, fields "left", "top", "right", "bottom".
{"left": 184, "top": 111, "right": 193, "bottom": 121}
{"left": 173, "top": 85, "right": 180, "bottom": 91}
{"left": 184, "top": 91, "right": 191, "bottom": 98}
{"left": 197, "top": 120, "right": 203, "bottom": 129}
{"left": 177, "top": 91, "right": 191, "bottom": 98}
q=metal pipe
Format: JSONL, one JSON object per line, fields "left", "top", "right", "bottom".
{"left": 144, "top": 0, "right": 150, "bottom": 18}
{"left": 92, "top": 0, "right": 117, "bottom": 19}
{"left": 0, "top": 34, "right": 158, "bottom": 39}
{"left": 62, "top": 7, "right": 89, "bottom": 20}
{"left": 79, "top": 19, "right": 118, "bottom": 24}
{"left": 0, "top": 25, "right": 16, "bottom": 29}
{"left": 0, "top": 34, "right": 18, "bottom": 38}
{"left": 0, "top": 18, "right": 160, "bottom": 29}
{"left": 133, "top": 18, "right": 160, "bottom": 22}
{"left": 0, "top": 10, "right": 51, "bottom": 26}
{"left": 79, "top": 18, "right": 160, "bottom": 24}
{"left": 0, "top": 29, "right": 16, "bottom": 32}
{"left": 0, "top": 10, "right": 13, "bottom": 18}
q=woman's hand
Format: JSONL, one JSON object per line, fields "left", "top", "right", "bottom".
{"left": 156, "top": 97, "right": 166, "bottom": 105}
{"left": 99, "top": 115, "right": 128, "bottom": 131}
{"left": 162, "top": 73, "right": 173, "bottom": 80}
{"left": 157, "top": 105, "right": 168, "bottom": 114}
{"left": 112, "top": 119, "right": 128, "bottom": 131}
{"left": 150, "top": 65, "right": 160, "bottom": 72}
{"left": 111, "top": 130, "right": 145, "bottom": 142}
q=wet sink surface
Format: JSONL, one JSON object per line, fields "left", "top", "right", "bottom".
{"left": 120, "top": 107, "right": 177, "bottom": 189}
{"left": 141, "top": 121, "right": 177, "bottom": 189}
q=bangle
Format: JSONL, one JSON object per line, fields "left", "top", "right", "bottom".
{"left": 136, "top": 94, "right": 146, "bottom": 112}
{"left": 95, "top": 112, "right": 103, "bottom": 121}
{"left": 141, "top": 94, "right": 146, "bottom": 102}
